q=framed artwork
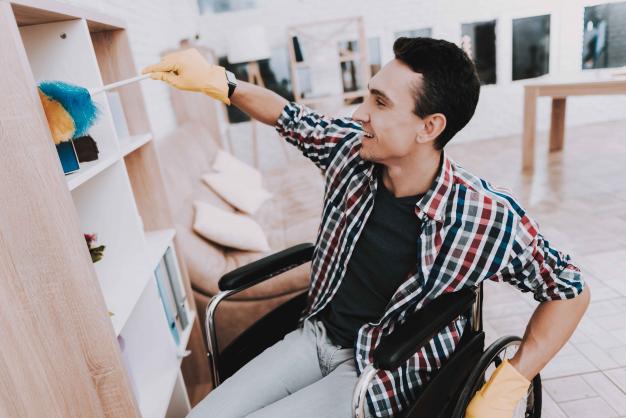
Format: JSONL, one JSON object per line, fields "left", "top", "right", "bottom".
{"left": 512, "top": 14, "right": 550, "bottom": 80}
{"left": 461, "top": 20, "right": 497, "bottom": 85}
{"left": 582, "top": 2, "right": 626, "bottom": 69}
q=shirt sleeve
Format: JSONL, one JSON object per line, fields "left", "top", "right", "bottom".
{"left": 490, "top": 214, "right": 585, "bottom": 302}
{"left": 274, "top": 101, "right": 363, "bottom": 171}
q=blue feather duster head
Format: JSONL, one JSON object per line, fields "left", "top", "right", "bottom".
{"left": 38, "top": 81, "right": 99, "bottom": 138}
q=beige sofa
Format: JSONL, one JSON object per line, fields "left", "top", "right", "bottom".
{"left": 154, "top": 120, "right": 323, "bottom": 351}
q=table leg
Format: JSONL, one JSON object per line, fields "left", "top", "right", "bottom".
{"left": 549, "top": 97, "right": 567, "bottom": 152}
{"left": 522, "top": 87, "right": 538, "bottom": 172}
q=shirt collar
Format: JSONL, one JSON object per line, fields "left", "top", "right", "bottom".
{"left": 366, "top": 150, "right": 454, "bottom": 223}
{"left": 416, "top": 150, "right": 453, "bottom": 223}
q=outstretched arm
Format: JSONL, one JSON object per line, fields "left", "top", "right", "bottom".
{"left": 229, "top": 80, "right": 288, "bottom": 126}
{"left": 142, "top": 48, "right": 286, "bottom": 125}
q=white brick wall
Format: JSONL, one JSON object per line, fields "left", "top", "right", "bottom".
{"left": 55, "top": 0, "right": 200, "bottom": 137}
{"left": 199, "top": 0, "right": 626, "bottom": 142}
{"left": 53, "top": 0, "right": 626, "bottom": 142}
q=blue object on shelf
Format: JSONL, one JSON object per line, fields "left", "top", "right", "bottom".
{"left": 55, "top": 141, "right": 80, "bottom": 174}
{"left": 155, "top": 264, "right": 180, "bottom": 345}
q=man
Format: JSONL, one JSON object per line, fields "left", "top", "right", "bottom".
{"left": 143, "top": 37, "right": 590, "bottom": 418}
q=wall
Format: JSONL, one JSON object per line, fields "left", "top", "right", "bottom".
{"left": 198, "top": 0, "right": 626, "bottom": 142}
{"left": 52, "top": 0, "right": 200, "bottom": 137}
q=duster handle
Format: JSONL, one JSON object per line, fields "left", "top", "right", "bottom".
{"left": 89, "top": 74, "right": 151, "bottom": 95}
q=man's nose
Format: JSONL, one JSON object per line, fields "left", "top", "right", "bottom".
{"left": 351, "top": 103, "right": 369, "bottom": 123}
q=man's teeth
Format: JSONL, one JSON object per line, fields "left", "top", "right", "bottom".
{"left": 364, "top": 132, "right": 374, "bottom": 138}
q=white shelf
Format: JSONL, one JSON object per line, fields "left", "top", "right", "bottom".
{"left": 120, "top": 133, "right": 152, "bottom": 157}
{"left": 65, "top": 132, "right": 151, "bottom": 191}
{"left": 66, "top": 153, "right": 119, "bottom": 191}
{"left": 145, "top": 229, "right": 177, "bottom": 270}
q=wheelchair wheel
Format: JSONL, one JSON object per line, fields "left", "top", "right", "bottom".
{"left": 451, "top": 335, "right": 542, "bottom": 418}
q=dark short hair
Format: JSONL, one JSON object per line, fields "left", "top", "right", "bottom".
{"left": 393, "top": 37, "right": 480, "bottom": 149}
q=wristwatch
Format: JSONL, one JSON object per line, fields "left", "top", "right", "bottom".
{"left": 225, "top": 70, "right": 237, "bottom": 98}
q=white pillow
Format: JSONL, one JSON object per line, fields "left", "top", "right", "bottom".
{"left": 193, "top": 201, "right": 271, "bottom": 252}
{"left": 201, "top": 171, "right": 273, "bottom": 215}
{"left": 212, "top": 150, "right": 263, "bottom": 186}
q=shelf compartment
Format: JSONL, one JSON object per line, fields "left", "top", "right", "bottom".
{"left": 120, "top": 278, "right": 180, "bottom": 418}
{"left": 19, "top": 18, "right": 124, "bottom": 181}
{"left": 71, "top": 160, "right": 149, "bottom": 334}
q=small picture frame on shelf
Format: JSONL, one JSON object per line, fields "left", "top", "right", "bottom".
{"left": 55, "top": 140, "right": 80, "bottom": 174}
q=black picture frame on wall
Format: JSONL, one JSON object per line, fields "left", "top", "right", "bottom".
{"left": 461, "top": 20, "right": 497, "bottom": 85}
{"left": 512, "top": 14, "right": 550, "bottom": 81}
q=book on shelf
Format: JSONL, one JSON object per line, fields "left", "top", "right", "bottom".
{"left": 163, "top": 247, "right": 189, "bottom": 330}
{"left": 154, "top": 262, "right": 180, "bottom": 345}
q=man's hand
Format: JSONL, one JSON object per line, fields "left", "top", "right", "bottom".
{"left": 464, "top": 359, "right": 530, "bottom": 418}
{"left": 142, "top": 48, "right": 230, "bottom": 105}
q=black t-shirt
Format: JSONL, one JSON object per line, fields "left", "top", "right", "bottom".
{"left": 318, "top": 174, "right": 424, "bottom": 348}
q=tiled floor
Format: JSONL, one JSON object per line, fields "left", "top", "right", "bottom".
{"left": 227, "top": 116, "right": 626, "bottom": 417}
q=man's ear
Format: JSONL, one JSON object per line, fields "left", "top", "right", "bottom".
{"left": 416, "top": 113, "right": 446, "bottom": 144}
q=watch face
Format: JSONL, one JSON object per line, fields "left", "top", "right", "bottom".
{"left": 226, "top": 71, "right": 237, "bottom": 98}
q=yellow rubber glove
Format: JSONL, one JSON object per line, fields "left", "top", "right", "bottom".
{"left": 465, "top": 359, "right": 531, "bottom": 418}
{"left": 142, "top": 48, "right": 230, "bottom": 105}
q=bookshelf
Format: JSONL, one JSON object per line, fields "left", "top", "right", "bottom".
{"left": 0, "top": 1, "right": 210, "bottom": 416}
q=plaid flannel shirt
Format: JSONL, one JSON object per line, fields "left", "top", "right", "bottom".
{"left": 275, "top": 102, "right": 585, "bottom": 417}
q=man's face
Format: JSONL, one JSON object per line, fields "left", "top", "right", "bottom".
{"left": 352, "top": 59, "right": 426, "bottom": 163}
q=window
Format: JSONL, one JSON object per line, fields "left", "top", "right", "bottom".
{"left": 336, "top": 37, "right": 382, "bottom": 95}
{"left": 582, "top": 2, "right": 626, "bottom": 69}
{"left": 512, "top": 15, "right": 550, "bottom": 80}
{"left": 461, "top": 20, "right": 497, "bottom": 85}
{"left": 393, "top": 28, "right": 432, "bottom": 40}
{"left": 197, "top": 0, "right": 256, "bottom": 14}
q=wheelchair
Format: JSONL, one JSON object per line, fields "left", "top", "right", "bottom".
{"left": 204, "top": 243, "right": 542, "bottom": 418}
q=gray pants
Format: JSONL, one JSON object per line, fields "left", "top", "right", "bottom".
{"left": 187, "top": 316, "right": 374, "bottom": 418}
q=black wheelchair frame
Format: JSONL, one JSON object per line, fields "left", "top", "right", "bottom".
{"left": 204, "top": 243, "right": 542, "bottom": 418}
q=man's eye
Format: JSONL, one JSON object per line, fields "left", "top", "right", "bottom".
{"left": 375, "top": 99, "right": 385, "bottom": 107}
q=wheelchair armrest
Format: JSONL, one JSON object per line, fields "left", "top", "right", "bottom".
{"left": 218, "top": 242, "right": 315, "bottom": 291}
{"left": 373, "top": 287, "right": 477, "bottom": 370}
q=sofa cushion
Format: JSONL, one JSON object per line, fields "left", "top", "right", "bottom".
{"left": 156, "top": 122, "right": 324, "bottom": 301}
{"left": 201, "top": 171, "right": 273, "bottom": 215}
{"left": 212, "top": 149, "right": 263, "bottom": 186}
{"left": 193, "top": 200, "right": 271, "bottom": 252}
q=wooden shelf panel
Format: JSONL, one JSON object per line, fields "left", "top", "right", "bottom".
{"left": 11, "top": 0, "right": 125, "bottom": 31}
